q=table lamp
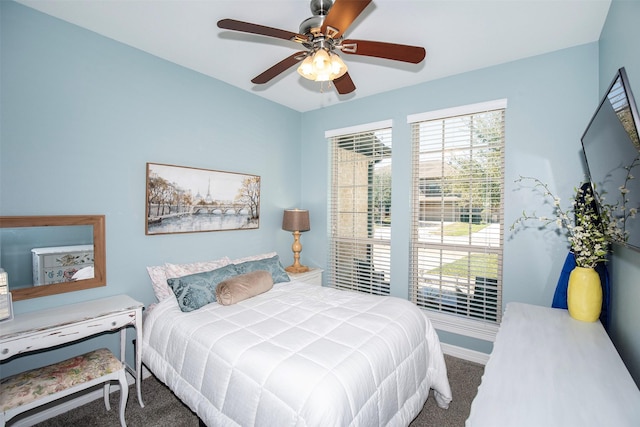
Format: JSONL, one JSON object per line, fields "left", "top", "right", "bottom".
{"left": 282, "top": 209, "right": 310, "bottom": 273}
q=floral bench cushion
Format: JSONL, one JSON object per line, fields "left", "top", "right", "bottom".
{"left": 0, "top": 348, "right": 123, "bottom": 412}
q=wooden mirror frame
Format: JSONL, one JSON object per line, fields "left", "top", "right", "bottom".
{"left": 0, "top": 215, "right": 106, "bottom": 301}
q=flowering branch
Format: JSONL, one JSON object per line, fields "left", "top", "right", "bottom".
{"left": 619, "top": 155, "right": 639, "bottom": 230}
{"left": 511, "top": 176, "right": 609, "bottom": 268}
{"left": 593, "top": 154, "right": 639, "bottom": 243}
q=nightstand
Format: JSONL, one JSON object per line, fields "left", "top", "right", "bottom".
{"left": 287, "top": 268, "right": 323, "bottom": 286}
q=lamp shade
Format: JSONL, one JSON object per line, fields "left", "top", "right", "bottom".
{"left": 282, "top": 209, "right": 310, "bottom": 232}
{"left": 297, "top": 50, "right": 347, "bottom": 82}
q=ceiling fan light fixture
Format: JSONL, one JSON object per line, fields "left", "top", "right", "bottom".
{"left": 329, "top": 52, "right": 347, "bottom": 78}
{"left": 298, "top": 55, "right": 316, "bottom": 80}
{"left": 220, "top": 0, "right": 426, "bottom": 96}
{"left": 297, "top": 49, "right": 348, "bottom": 82}
{"left": 312, "top": 48, "right": 330, "bottom": 70}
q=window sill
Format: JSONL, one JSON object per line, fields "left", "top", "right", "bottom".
{"left": 423, "top": 310, "right": 500, "bottom": 342}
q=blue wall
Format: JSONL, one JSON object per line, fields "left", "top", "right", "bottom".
{"left": 301, "top": 45, "right": 599, "bottom": 352}
{"left": 1, "top": 1, "right": 301, "bottom": 376}
{"left": 1, "top": 0, "right": 638, "bottom": 381}
{"left": 598, "top": 0, "right": 640, "bottom": 386}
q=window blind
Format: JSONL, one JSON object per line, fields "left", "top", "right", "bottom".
{"left": 409, "top": 103, "right": 505, "bottom": 322}
{"left": 328, "top": 125, "right": 392, "bottom": 296}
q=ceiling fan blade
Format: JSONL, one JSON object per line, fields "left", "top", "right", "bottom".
{"left": 218, "top": 19, "right": 307, "bottom": 43}
{"left": 341, "top": 39, "right": 426, "bottom": 64}
{"left": 321, "top": 0, "right": 372, "bottom": 39}
{"left": 333, "top": 72, "right": 356, "bottom": 95}
{"left": 251, "top": 52, "right": 306, "bottom": 84}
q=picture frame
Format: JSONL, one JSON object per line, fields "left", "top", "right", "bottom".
{"left": 145, "top": 163, "right": 260, "bottom": 235}
{"left": 0, "top": 268, "right": 13, "bottom": 322}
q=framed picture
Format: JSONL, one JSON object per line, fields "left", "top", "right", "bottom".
{"left": 0, "top": 268, "right": 13, "bottom": 323}
{"left": 145, "top": 163, "right": 260, "bottom": 235}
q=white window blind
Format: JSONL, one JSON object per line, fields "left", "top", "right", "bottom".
{"left": 328, "top": 125, "right": 392, "bottom": 296}
{"left": 409, "top": 102, "right": 505, "bottom": 323}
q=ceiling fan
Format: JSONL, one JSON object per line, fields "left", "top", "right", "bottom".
{"left": 217, "top": 0, "right": 426, "bottom": 95}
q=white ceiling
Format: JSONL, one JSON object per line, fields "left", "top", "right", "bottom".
{"left": 16, "top": 0, "right": 611, "bottom": 112}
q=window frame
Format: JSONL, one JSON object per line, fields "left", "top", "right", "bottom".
{"left": 408, "top": 100, "right": 506, "bottom": 340}
{"left": 325, "top": 120, "right": 393, "bottom": 296}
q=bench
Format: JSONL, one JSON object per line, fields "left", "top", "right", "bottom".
{"left": 466, "top": 302, "right": 640, "bottom": 426}
{"left": 0, "top": 348, "right": 128, "bottom": 427}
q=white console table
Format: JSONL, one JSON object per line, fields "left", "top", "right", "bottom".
{"left": 467, "top": 302, "right": 640, "bottom": 427}
{"left": 0, "top": 294, "right": 145, "bottom": 408}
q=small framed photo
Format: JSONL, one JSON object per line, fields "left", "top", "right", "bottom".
{"left": 0, "top": 269, "right": 13, "bottom": 322}
{"left": 145, "top": 163, "right": 260, "bottom": 235}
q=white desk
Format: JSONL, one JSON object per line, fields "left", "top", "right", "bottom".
{"left": 467, "top": 302, "right": 640, "bottom": 427}
{"left": 0, "top": 294, "right": 145, "bottom": 408}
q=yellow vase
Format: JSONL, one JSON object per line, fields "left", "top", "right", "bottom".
{"left": 567, "top": 266, "right": 602, "bottom": 322}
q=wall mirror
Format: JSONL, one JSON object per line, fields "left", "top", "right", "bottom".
{"left": 0, "top": 215, "right": 106, "bottom": 301}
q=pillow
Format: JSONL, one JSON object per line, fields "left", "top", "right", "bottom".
{"left": 146, "top": 265, "right": 173, "bottom": 302}
{"left": 215, "top": 270, "right": 273, "bottom": 306}
{"left": 233, "top": 254, "right": 290, "bottom": 284}
{"left": 146, "top": 257, "right": 232, "bottom": 302}
{"left": 164, "top": 256, "right": 232, "bottom": 279}
{"left": 166, "top": 264, "right": 239, "bottom": 312}
{"left": 230, "top": 252, "right": 277, "bottom": 264}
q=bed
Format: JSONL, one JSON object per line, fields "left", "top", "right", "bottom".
{"left": 142, "top": 255, "right": 452, "bottom": 427}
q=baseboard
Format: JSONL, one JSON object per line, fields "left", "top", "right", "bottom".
{"left": 441, "top": 342, "right": 490, "bottom": 365}
{"left": 10, "top": 372, "right": 137, "bottom": 427}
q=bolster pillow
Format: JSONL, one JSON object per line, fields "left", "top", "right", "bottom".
{"left": 215, "top": 270, "right": 273, "bottom": 306}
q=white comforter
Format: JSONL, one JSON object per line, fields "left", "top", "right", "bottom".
{"left": 142, "top": 280, "right": 452, "bottom": 427}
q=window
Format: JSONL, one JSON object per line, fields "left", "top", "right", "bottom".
{"left": 408, "top": 100, "right": 506, "bottom": 326}
{"left": 326, "top": 121, "right": 392, "bottom": 296}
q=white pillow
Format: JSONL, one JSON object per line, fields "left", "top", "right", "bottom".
{"left": 146, "top": 256, "right": 232, "bottom": 302}
{"left": 230, "top": 252, "right": 277, "bottom": 265}
{"left": 164, "top": 256, "right": 232, "bottom": 278}
{"left": 146, "top": 265, "right": 172, "bottom": 302}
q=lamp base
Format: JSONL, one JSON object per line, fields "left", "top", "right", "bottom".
{"left": 285, "top": 265, "right": 309, "bottom": 274}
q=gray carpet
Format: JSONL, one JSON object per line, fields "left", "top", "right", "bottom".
{"left": 31, "top": 355, "right": 483, "bottom": 427}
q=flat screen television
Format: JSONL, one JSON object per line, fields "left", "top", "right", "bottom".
{"left": 581, "top": 67, "right": 640, "bottom": 252}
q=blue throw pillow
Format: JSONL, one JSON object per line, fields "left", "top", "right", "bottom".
{"left": 233, "top": 254, "right": 290, "bottom": 284}
{"left": 167, "top": 263, "right": 239, "bottom": 312}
